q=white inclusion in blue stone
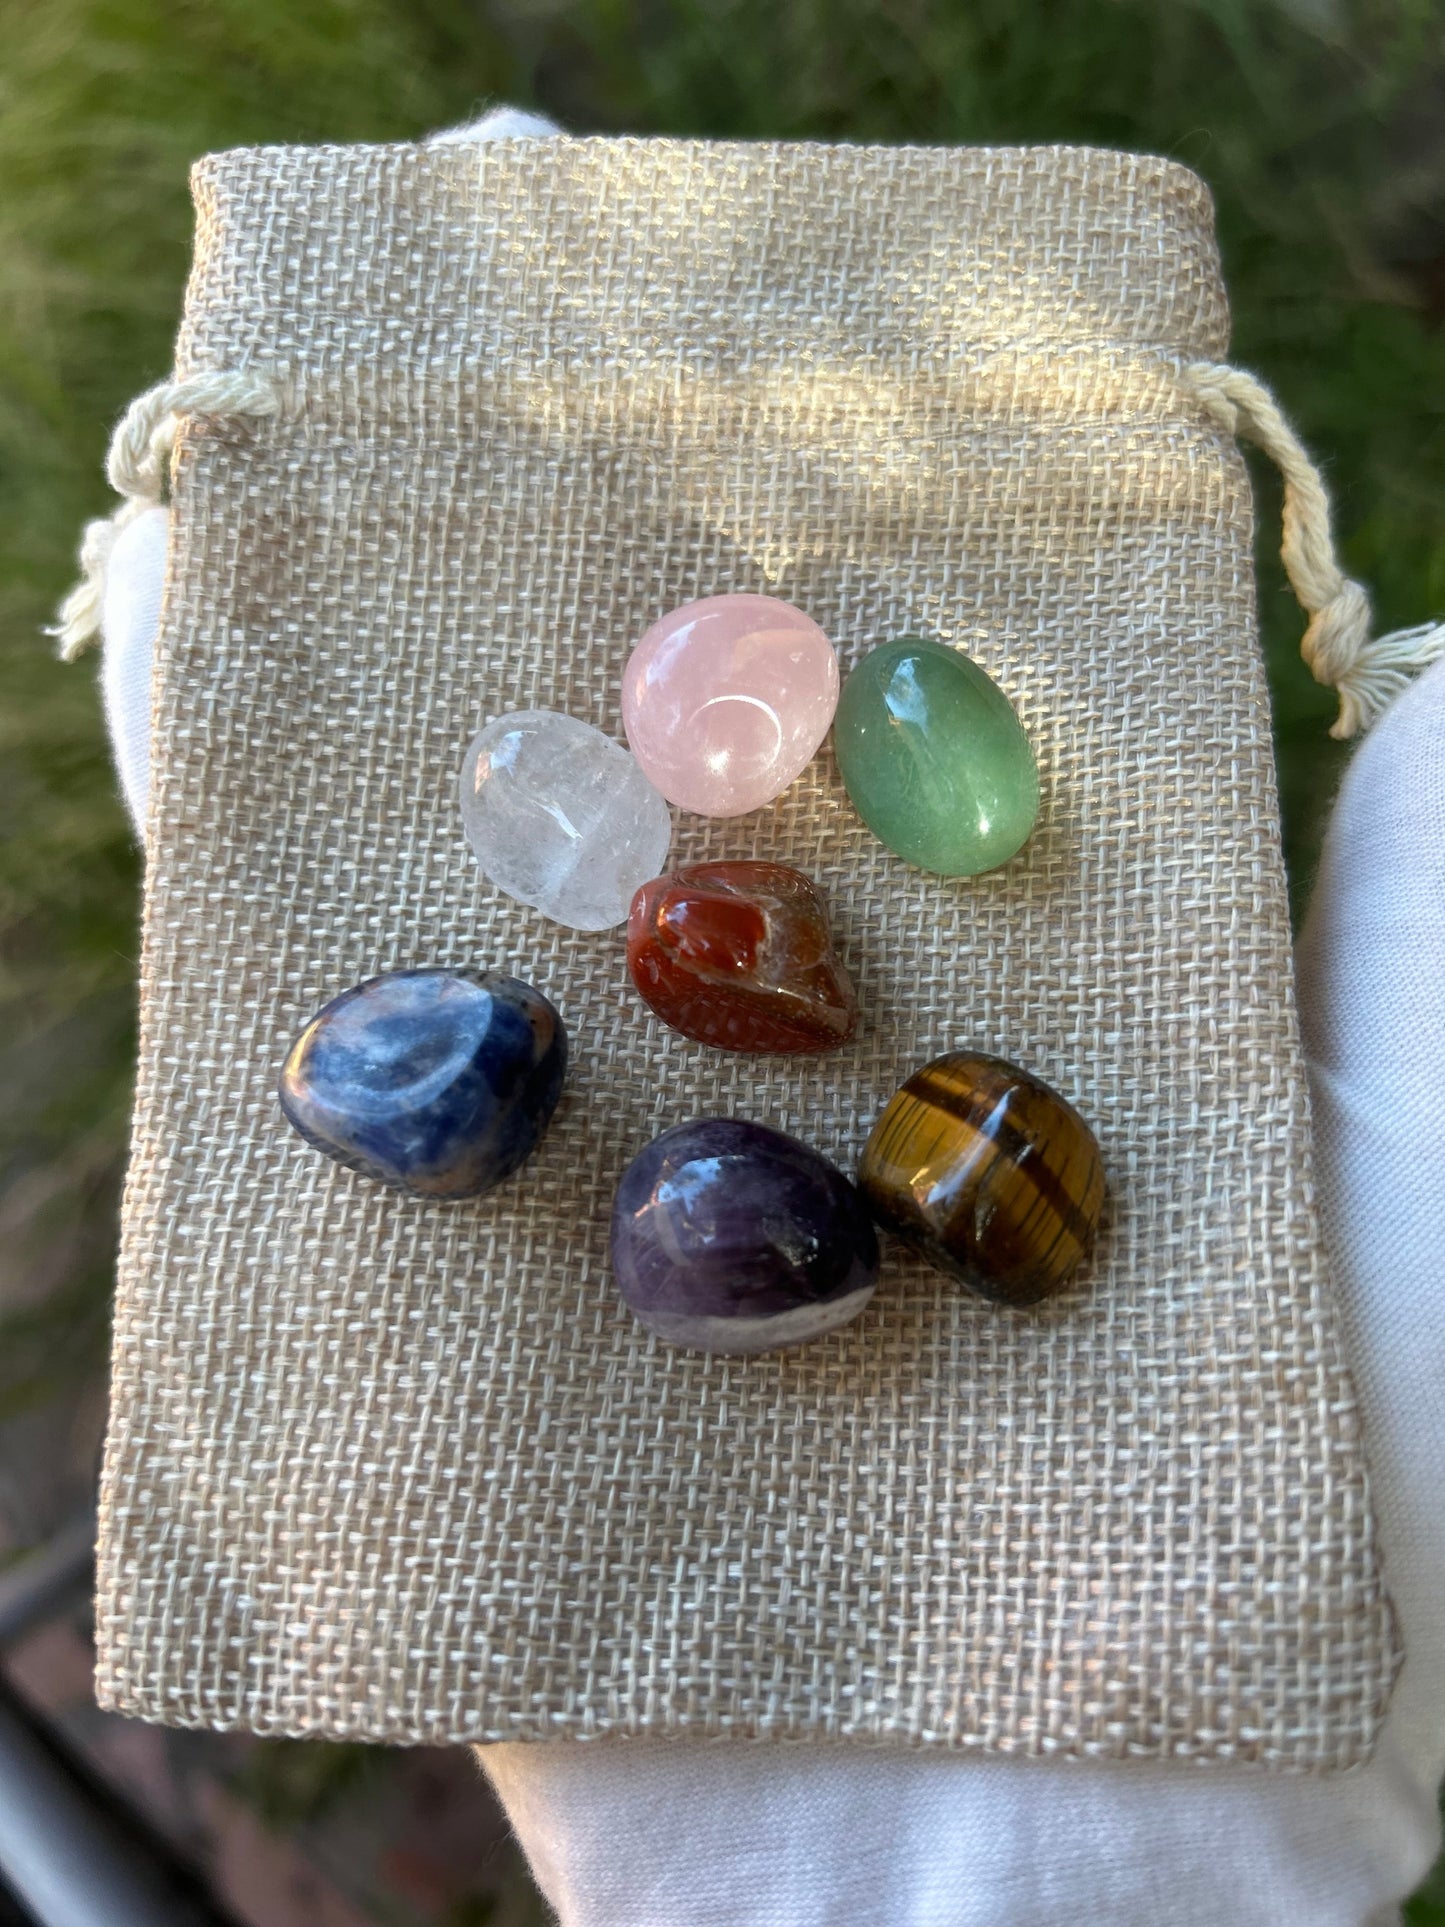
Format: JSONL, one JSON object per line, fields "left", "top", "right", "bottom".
{"left": 278, "top": 967, "right": 567, "bottom": 1199}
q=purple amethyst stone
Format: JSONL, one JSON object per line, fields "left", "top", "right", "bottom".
{"left": 611, "top": 1118, "right": 879, "bottom": 1354}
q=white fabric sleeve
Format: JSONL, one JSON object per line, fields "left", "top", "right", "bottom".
{"left": 478, "top": 660, "right": 1445, "bottom": 1927}
{"left": 100, "top": 504, "right": 168, "bottom": 834}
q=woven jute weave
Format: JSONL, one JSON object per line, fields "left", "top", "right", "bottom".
{"left": 95, "top": 136, "right": 1399, "bottom": 1766}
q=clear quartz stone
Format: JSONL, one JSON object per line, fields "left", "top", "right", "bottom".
{"left": 459, "top": 710, "right": 672, "bottom": 931}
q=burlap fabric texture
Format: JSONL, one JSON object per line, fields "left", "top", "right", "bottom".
{"left": 95, "top": 136, "right": 1399, "bottom": 1768}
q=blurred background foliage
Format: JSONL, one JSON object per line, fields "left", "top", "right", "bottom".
{"left": 1, "top": 0, "right": 1443, "bottom": 1918}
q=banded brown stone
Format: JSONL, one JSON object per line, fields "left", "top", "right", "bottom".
{"left": 858, "top": 1050, "right": 1105, "bottom": 1306}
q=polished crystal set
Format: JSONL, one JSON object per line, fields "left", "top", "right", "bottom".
{"left": 277, "top": 593, "right": 1105, "bottom": 1354}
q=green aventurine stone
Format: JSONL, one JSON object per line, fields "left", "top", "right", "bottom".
{"left": 834, "top": 638, "right": 1040, "bottom": 876}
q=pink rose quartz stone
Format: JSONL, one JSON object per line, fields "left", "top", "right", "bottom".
{"left": 621, "top": 594, "right": 840, "bottom": 817}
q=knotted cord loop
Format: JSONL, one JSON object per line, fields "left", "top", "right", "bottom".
{"left": 52, "top": 366, "right": 288, "bottom": 661}
{"left": 1183, "top": 360, "right": 1445, "bottom": 739}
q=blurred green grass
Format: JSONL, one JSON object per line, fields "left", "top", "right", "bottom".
{"left": 1, "top": 0, "right": 1443, "bottom": 1914}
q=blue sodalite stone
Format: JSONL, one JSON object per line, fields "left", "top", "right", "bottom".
{"left": 278, "top": 968, "right": 566, "bottom": 1199}
{"left": 611, "top": 1118, "right": 879, "bottom": 1354}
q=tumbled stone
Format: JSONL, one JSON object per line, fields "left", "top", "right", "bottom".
{"left": 278, "top": 968, "right": 566, "bottom": 1198}
{"left": 612, "top": 1119, "right": 879, "bottom": 1353}
{"left": 834, "top": 637, "right": 1039, "bottom": 875}
{"left": 858, "top": 1051, "right": 1104, "bottom": 1306}
{"left": 460, "top": 710, "right": 671, "bottom": 930}
{"left": 627, "top": 860, "right": 857, "bottom": 1054}
{"left": 621, "top": 594, "right": 839, "bottom": 817}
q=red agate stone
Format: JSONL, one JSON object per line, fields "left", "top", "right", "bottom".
{"left": 627, "top": 861, "right": 858, "bottom": 1054}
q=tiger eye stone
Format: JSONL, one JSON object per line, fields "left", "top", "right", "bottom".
{"left": 627, "top": 860, "right": 858, "bottom": 1053}
{"left": 858, "top": 1051, "right": 1104, "bottom": 1306}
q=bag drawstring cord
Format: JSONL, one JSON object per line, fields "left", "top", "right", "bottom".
{"left": 51, "top": 366, "right": 288, "bottom": 663}
{"left": 1182, "top": 360, "right": 1445, "bottom": 740}
{"left": 53, "top": 357, "right": 1444, "bottom": 742}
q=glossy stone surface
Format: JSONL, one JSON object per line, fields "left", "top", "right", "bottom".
{"left": 621, "top": 594, "right": 839, "bottom": 817}
{"left": 460, "top": 710, "right": 671, "bottom": 930}
{"left": 858, "top": 1051, "right": 1104, "bottom": 1306}
{"left": 278, "top": 968, "right": 566, "bottom": 1198}
{"left": 627, "top": 861, "right": 857, "bottom": 1054}
{"left": 612, "top": 1119, "right": 879, "bottom": 1353}
{"left": 834, "top": 637, "right": 1040, "bottom": 875}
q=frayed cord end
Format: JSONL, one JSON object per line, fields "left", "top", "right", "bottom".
{"left": 1296, "top": 575, "right": 1445, "bottom": 740}
{"left": 1325, "top": 616, "right": 1445, "bottom": 741}
{"left": 50, "top": 506, "right": 140, "bottom": 660}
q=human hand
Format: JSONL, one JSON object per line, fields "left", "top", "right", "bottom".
{"left": 478, "top": 657, "right": 1445, "bottom": 1925}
